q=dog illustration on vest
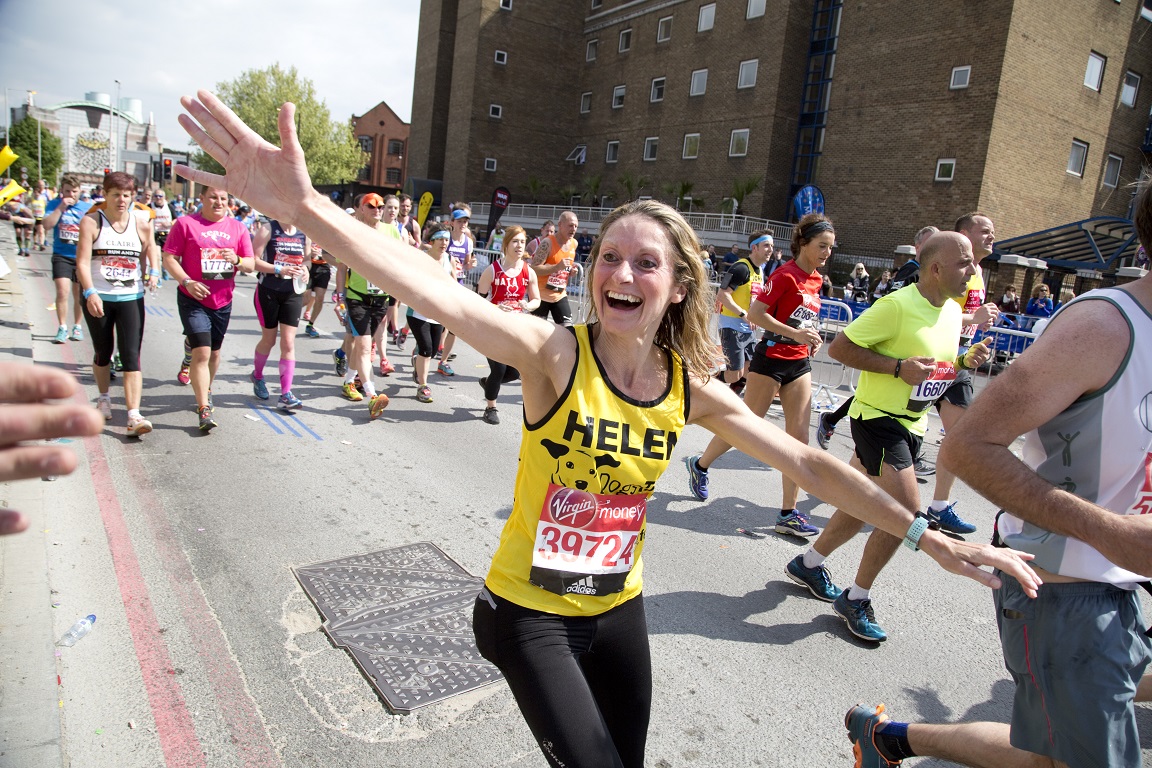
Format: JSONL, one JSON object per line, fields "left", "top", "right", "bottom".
{"left": 540, "top": 438, "right": 622, "bottom": 492}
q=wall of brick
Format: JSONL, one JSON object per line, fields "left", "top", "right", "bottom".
{"left": 351, "top": 102, "right": 410, "bottom": 190}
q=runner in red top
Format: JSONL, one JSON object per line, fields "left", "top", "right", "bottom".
{"left": 685, "top": 213, "right": 834, "bottom": 537}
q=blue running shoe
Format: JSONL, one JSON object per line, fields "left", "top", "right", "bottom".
{"left": 251, "top": 373, "right": 269, "bottom": 400}
{"left": 333, "top": 348, "right": 348, "bottom": 377}
{"left": 52, "top": 326, "right": 68, "bottom": 344}
{"left": 305, "top": 324, "right": 320, "bottom": 338}
{"left": 846, "top": 703, "right": 902, "bottom": 767}
{"left": 685, "top": 454, "right": 709, "bottom": 501}
{"left": 775, "top": 510, "right": 819, "bottom": 538}
{"left": 815, "top": 411, "right": 835, "bottom": 450}
{"left": 833, "top": 592, "right": 888, "bottom": 642}
{"left": 785, "top": 555, "right": 842, "bottom": 602}
{"left": 278, "top": 392, "right": 303, "bottom": 410}
{"left": 930, "top": 502, "right": 976, "bottom": 535}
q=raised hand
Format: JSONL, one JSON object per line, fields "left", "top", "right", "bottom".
{"left": 175, "top": 91, "right": 314, "bottom": 227}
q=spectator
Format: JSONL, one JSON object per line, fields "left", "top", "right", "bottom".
{"left": 721, "top": 243, "right": 741, "bottom": 272}
{"left": 1025, "top": 284, "right": 1053, "bottom": 317}
{"left": 1136, "top": 244, "right": 1149, "bottom": 268}
{"left": 575, "top": 228, "right": 593, "bottom": 263}
{"left": 765, "top": 248, "right": 785, "bottom": 277}
{"left": 997, "top": 284, "right": 1020, "bottom": 314}
{"left": 844, "top": 262, "right": 870, "bottom": 302}
{"left": 871, "top": 269, "right": 891, "bottom": 302}
{"left": 819, "top": 270, "right": 832, "bottom": 298}
{"left": 1054, "top": 287, "right": 1076, "bottom": 312}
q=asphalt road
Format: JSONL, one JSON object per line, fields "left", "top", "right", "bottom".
{"left": 2, "top": 233, "right": 1150, "bottom": 768}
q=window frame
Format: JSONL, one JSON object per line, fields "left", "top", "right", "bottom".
{"left": 682, "top": 133, "right": 701, "bottom": 159}
{"left": 1142, "top": 0, "right": 1152, "bottom": 21}
{"left": 586, "top": 39, "right": 599, "bottom": 62}
{"left": 729, "top": 129, "right": 750, "bottom": 157}
{"left": 1067, "top": 139, "right": 1089, "bottom": 177}
{"left": 935, "top": 158, "right": 956, "bottom": 182}
{"left": 657, "top": 16, "right": 673, "bottom": 42}
{"left": 690, "top": 68, "right": 708, "bottom": 96}
{"left": 1085, "top": 52, "right": 1106, "bottom": 92}
{"left": 499, "top": 0, "right": 512, "bottom": 9}
{"left": 619, "top": 28, "right": 633, "bottom": 53}
{"left": 357, "top": 135, "right": 373, "bottom": 153}
{"left": 605, "top": 140, "right": 620, "bottom": 164}
{"left": 580, "top": 91, "right": 592, "bottom": 114}
{"left": 494, "top": 49, "right": 508, "bottom": 65}
{"left": 591, "top": 0, "right": 602, "bottom": 8}
{"left": 738, "top": 59, "right": 759, "bottom": 89}
{"left": 698, "top": 3, "right": 716, "bottom": 32}
{"left": 643, "top": 136, "right": 659, "bottom": 162}
{"left": 650, "top": 77, "right": 666, "bottom": 103}
{"left": 747, "top": 0, "right": 766, "bottom": 18}
{"left": 385, "top": 167, "right": 402, "bottom": 184}
{"left": 484, "top": 157, "right": 497, "bottom": 172}
{"left": 1121, "top": 70, "right": 1141, "bottom": 107}
{"left": 1103, "top": 153, "right": 1123, "bottom": 188}
{"left": 387, "top": 139, "right": 404, "bottom": 156}
{"left": 489, "top": 103, "right": 503, "bottom": 119}
{"left": 612, "top": 85, "right": 626, "bottom": 109}
{"left": 950, "top": 65, "right": 971, "bottom": 90}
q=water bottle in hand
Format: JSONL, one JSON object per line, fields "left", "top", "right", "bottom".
{"left": 57, "top": 614, "right": 96, "bottom": 647}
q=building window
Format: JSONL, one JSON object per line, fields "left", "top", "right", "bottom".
{"left": 657, "top": 16, "right": 673, "bottom": 42}
{"left": 591, "top": 0, "right": 602, "bottom": 7}
{"left": 738, "top": 59, "right": 759, "bottom": 89}
{"left": 386, "top": 168, "right": 402, "bottom": 184}
{"left": 950, "top": 66, "right": 971, "bottom": 90}
{"left": 494, "top": 50, "right": 508, "bottom": 65}
{"left": 388, "top": 139, "right": 404, "bottom": 155}
{"left": 489, "top": 103, "right": 503, "bottom": 119}
{"left": 651, "top": 77, "right": 666, "bottom": 102}
{"left": 683, "top": 133, "right": 700, "bottom": 159}
{"left": 643, "top": 136, "right": 659, "bottom": 161}
{"left": 1068, "top": 139, "right": 1089, "bottom": 176}
{"left": 484, "top": 157, "right": 497, "bottom": 172}
{"left": 580, "top": 92, "right": 592, "bottom": 113}
{"left": 1143, "top": 0, "right": 1152, "bottom": 21}
{"left": 587, "top": 39, "right": 598, "bottom": 61}
{"left": 698, "top": 3, "right": 715, "bottom": 31}
{"left": 619, "top": 28, "right": 632, "bottom": 52}
{"left": 606, "top": 141, "right": 620, "bottom": 163}
{"left": 1085, "top": 52, "right": 1106, "bottom": 91}
{"left": 612, "top": 85, "right": 626, "bottom": 109}
{"left": 499, "top": 0, "right": 512, "bottom": 9}
{"left": 747, "top": 0, "right": 766, "bottom": 17}
{"left": 1104, "top": 153, "right": 1123, "bottom": 188}
{"left": 566, "top": 145, "right": 588, "bottom": 164}
{"left": 1122, "top": 71, "right": 1141, "bottom": 107}
{"left": 729, "top": 129, "right": 749, "bottom": 157}
{"left": 690, "top": 68, "right": 708, "bottom": 96}
{"left": 358, "top": 135, "right": 373, "bottom": 153}
{"left": 935, "top": 158, "right": 956, "bottom": 181}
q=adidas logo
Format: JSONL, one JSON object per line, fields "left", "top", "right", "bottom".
{"left": 565, "top": 575, "right": 597, "bottom": 595}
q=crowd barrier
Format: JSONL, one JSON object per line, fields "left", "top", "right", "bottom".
{"left": 463, "top": 248, "right": 591, "bottom": 323}
{"left": 811, "top": 300, "right": 857, "bottom": 410}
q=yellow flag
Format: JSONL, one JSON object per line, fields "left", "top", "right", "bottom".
{"left": 0, "top": 145, "right": 18, "bottom": 176}
{"left": 417, "top": 191, "right": 434, "bottom": 229}
{"left": 0, "top": 179, "right": 28, "bottom": 207}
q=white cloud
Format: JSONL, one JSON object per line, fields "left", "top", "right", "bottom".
{"left": 0, "top": 0, "right": 418, "bottom": 152}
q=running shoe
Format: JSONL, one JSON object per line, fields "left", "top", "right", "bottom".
{"left": 341, "top": 382, "right": 364, "bottom": 402}
{"left": 111, "top": 353, "right": 124, "bottom": 372}
{"left": 785, "top": 555, "right": 843, "bottom": 602}
{"left": 305, "top": 324, "right": 320, "bottom": 338}
{"left": 416, "top": 386, "right": 433, "bottom": 403}
{"left": 251, "top": 373, "right": 270, "bottom": 400}
{"left": 929, "top": 502, "right": 977, "bottom": 535}
{"left": 333, "top": 349, "right": 348, "bottom": 377}
{"left": 479, "top": 376, "right": 488, "bottom": 390}
{"left": 483, "top": 406, "right": 500, "bottom": 425}
{"left": 391, "top": 330, "right": 401, "bottom": 347}
{"left": 833, "top": 592, "right": 888, "bottom": 642}
{"left": 70, "top": 324, "right": 83, "bottom": 342}
{"left": 368, "top": 392, "right": 390, "bottom": 420}
{"left": 815, "top": 411, "right": 836, "bottom": 450}
{"left": 52, "top": 326, "right": 68, "bottom": 344}
{"left": 913, "top": 457, "right": 935, "bottom": 477}
{"left": 126, "top": 416, "right": 153, "bottom": 437}
{"left": 398, "top": 328, "right": 408, "bottom": 346}
{"left": 685, "top": 454, "right": 709, "bottom": 501}
{"left": 197, "top": 406, "right": 217, "bottom": 433}
{"left": 380, "top": 359, "right": 396, "bottom": 376}
{"left": 278, "top": 392, "right": 303, "bottom": 410}
{"left": 177, "top": 363, "right": 191, "bottom": 385}
{"left": 437, "top": 361, "right": 455, "bottom": 376}
{"left": 775, "top": 510, "right": 819, "bottom": 538}
{"left": 95, "top": 396, "right": 112, "bottom": 421}
{"left": 845, "top": 703, "right": 902, "bottom": 767}
{"left": 354, "top": 376, "right": 365, "bottom": 395}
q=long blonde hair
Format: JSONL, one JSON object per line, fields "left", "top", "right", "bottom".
{"left": 584, "top": 200, "right": 720, "bottom": 382}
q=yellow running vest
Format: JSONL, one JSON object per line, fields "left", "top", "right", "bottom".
{"left": 485, "top": 325, "right": 688, "bottom": 616}
{"left": 720, "top": 256, "right": 762, "bottom": 317}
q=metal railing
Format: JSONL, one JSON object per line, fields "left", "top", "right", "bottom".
{"left": 811, "top": 299, "right": 857, "bottom": 409}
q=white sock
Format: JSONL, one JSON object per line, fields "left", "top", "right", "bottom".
{"left": 363, "top": 380, "right": 377, "bottom": 398}
{"left": 127, "top": 408, "right": 142, "bottom": 419}
{"left": 344, "top": 369, "right": 358, "bottom": 385}
{"left": 802, "top": 547, "right": 826, "bottom": 570}
{"left": 929, "top": 500, "right": 950, "bottom": 512}
{"left": 846, "top": 583, "right": 870, "bottom": 602}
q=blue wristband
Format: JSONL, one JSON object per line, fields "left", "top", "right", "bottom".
{"left": 903, "top": 516, "right": 929, "bottom": 551}
{"left": 148, "top": 269, "right": 161, "bottom": 277}
{"left": 82, "top": 288, "right": 97, "bottom": 300}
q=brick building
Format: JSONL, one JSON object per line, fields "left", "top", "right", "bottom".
{"left": 351, "top": 101, "right": 410, "bottom": 190}
{"left": 410, "top": 0, "right": 1152, "bottom": 258}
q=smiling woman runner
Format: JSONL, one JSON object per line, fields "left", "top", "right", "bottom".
{"left": 174, "top": 91, "right": 1041, "bottom": 768}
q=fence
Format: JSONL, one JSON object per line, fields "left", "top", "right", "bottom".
{"left": 462, "top": 247, "right": 591, "bottom": 323}
{"left": 810, "top": 300, "right": 858, "bottom": 410}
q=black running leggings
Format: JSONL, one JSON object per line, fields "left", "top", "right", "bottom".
{"left": 483, "top": 359, "right": 520, "bottom": 401}
{"left": 472, "top": 588, "right": 651, "bottom": 768}
{"left": 406, "top": 315, "right": 443, "bottom": 359}
{"left": 83, "top": 297, "right": 145, "bottom": 371}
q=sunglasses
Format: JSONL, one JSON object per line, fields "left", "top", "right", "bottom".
{"left": 365, "top": 204, "right": 383, "bottom": 210}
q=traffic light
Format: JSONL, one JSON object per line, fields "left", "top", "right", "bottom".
{"left": 152, "top": 160, "right": 162, "bottom": 182}
{"left": 103, "top": 168, "right": 111, "bottom": 176}
{"left": 163, "top": 157, "right": 173, "bottom": 181}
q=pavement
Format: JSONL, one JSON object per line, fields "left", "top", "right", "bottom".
{"left": 0, "top": 219, "right": 1149, "bottom": 768}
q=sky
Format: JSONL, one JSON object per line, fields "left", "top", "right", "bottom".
{"left": 0, "top": 0, "right": 420, "bottom": 151}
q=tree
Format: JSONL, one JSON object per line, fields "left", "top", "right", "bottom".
{"left": 721, "top": 176, "right": 761, "bottom": 215}
{"left": 616, "top": 171, "right": 649, "bottom": 201}
{"left": 662, "top": 180, "right": 694, "bottom": 211}
{"left": 555, "top": 184, "right": 581, "bottom": 206}
{"left": 8, "top": 116, "right": 64, "bottom": 184}
{"left": 523, "top": 176, "right": 549, "bottom": 203}
{"left": 581, "top": 174, "right": 603, "bottom": 207}
{"left": 191, "top": 64, "right": 364, "bottom": 185}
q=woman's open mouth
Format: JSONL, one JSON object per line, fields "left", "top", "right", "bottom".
{"left": 606, "top": 291, "right": 642, "bottom": 310}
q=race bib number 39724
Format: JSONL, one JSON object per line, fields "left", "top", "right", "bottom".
{"left": 529, "top": 484, "right": 646, "bottom": 598}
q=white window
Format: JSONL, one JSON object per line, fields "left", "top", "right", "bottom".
{"left": 690, "top": 68, "right": 708, "bottom": 96}
{"left": 650, "top": 77, "right": 666, "bottom": 102}
{"left": 747, "top": 0, "right": 766, "bottom": 18}
{"left": 1143, "top": 0, "right": 1152, "bottom": 21}
{"left": 587, "top": 39, "right": 599, "bottom": 61}
{"left": 591, "top": 0, "right": 602, "bottom": 8}
{"left": 950, "top": 66, "right": 971, "bottom": 90}
{"left": 619, "top": 28, "right": 632, "bottom": 52}
{"left": 643, "top": 136, "right": 659, "bottom": 161}
{"left": 698, "top": 3, "right": 716, "bottom": 31}
{"left": 1104, "top": 153, "right": 1123, "bottom": 188}
{"left": 605, "top": 141, "right": 620, "bottom": 163}
{"left": 738, "top": 59, "right": 759, "bottom": 89}
{"left": 1085, "top": 52, "right": 1106, "bottom": 91}
{"left": 657, "top": 16, "right": 673, "bottom": 42}
{"left": 566, "top": 145, "right": 587, "bottom": 164}
{"left": 683, "top": 133, "right": 700, "bottom": 159}
{"left": 580, "top": 92, "right": 592, "bottom": 113}
{"left": 489, "top": 103, "right": 503, "bottom": 119}
{"left": 494, "top": 50, "right": 508, "bottom": 65}
{"left": 729, "top": 129, "right": 749, "bottom": 157}
{"left": 1068, "top": 139, "right": 1089, "bottom": 176}
{"left": 499, "top": 0, "right": 512, "bottom": 9}
{"left": 935, "top": 158, "right": 956, "bottom": 181}
{"left": 612, "top": 85, "right": 626, "bottom": 108}
{"left": 1122, "top": 71, "right": 1141, "bottom": 107}
{"left": 484, "top": 157, "right": 497, "bottom": 172}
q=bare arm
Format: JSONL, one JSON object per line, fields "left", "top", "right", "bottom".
{"left": 476, "top": 263, "right": 495, "bottom": 297}
{"left": 827, "top": 332, "right": 935, "bottom": 385}
{"left": 136, "top": 217, "right": 161, "bottom": 289}
{"left": 41, "top": 199, "right": 69, "bottom": 230}
{"left": 75, "top": 215, "right": 104, "bottom": 318}
{"left": 717, "top": 287, "right": 744, "bottom": 317}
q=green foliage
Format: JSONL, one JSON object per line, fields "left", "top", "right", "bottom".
{"left": 191, "top": 64, "right": 364, "bottom": 185}
{"left": 663, "top": 180, "right": 694, "bottom": 210}
{"left": 580, "top": 174, "right": 603, "bottom": 206}
{"left": 721, "top": 176, "right": 761, "bottom": 215}
{"left": 8, "top": 116, "right": 63, "bottom": 184}
{"left": 523, "top": 176, "right": 549, "bottom": 203}
{"left": 616, "top": 171, "right": 649, "bottom": 201}
{"left": 555, "top": 184, "right": 581, "bottom": 205}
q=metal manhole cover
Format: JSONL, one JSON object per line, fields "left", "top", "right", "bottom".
{"left": 293, "top": 542, "right": 503, "bottom": 714}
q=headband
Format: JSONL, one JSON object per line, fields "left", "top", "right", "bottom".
{"left": 429, "top": 229, "right": 451, "bottom": 241}
{"left": 799, "top": 220, "right": 835, "bottom": 239}
{"left": 749, "top": 234, "right": 773, "bottom": 248}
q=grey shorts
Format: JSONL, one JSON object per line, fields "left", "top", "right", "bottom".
{"left": 720, "top": 327, "right": 756, "bottom": 372}
{"left": 995, "top": 572, "right": 1152, "bottom": 767}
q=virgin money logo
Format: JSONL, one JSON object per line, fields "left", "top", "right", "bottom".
{"left": 549, "top": 487, "right": 598, "bottom": 529}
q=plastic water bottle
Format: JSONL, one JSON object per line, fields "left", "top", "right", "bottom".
{"left": 57, "top": 614, "right": 96, "bottom": 647}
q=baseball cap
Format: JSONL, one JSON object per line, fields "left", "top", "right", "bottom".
{"left": 362, "top": 193, "right": 385, "bottom": 207}
{"left": 451, "top": 209, "right": 470, "bottom": 220}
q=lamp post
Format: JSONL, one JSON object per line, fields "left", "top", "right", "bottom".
{"left": 111, "top": 79, "right": 121, "bottom": 173}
